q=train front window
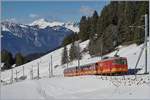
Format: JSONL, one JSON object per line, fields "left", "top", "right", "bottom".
{"left": 114, "top": 59, "right": 127, "bottom": 65}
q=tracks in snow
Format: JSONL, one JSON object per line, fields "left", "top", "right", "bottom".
{"left": 35, "top": 81, "right": 54, "bottom": 100}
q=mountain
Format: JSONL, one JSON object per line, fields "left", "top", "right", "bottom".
{"left": 1, "top": 20, "right": 76, "bottom": 56}
{"left": 29, "top": 18, "right": 79, "bottom": 32}
{"left": 29, "top": 19, "right": 64, "bottom": 28}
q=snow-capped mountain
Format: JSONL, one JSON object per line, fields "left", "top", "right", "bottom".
{"left": 1, "top": 21, "right": 74, "bottom": 56}
{"left": 29, "top": 18, "right": 79, "bottom": 32}
{"left": 29, "top": 19, "right": 64, "bottom": 28}
{"left": 63, "top": 22, "right": 79, "bottom": 33}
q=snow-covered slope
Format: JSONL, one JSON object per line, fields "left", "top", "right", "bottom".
{"left": 1, "top": 39, "right": 150, "bottom": 81}
{"left": 1, "top": 39, "right": 150, "bottom": 99}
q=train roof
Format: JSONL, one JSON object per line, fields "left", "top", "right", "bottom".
{"left": 64, "top": 56, "right": 127, "bottom": 71}
{"left": 64, "top": 62, "right": 96, "bottom": 71}
{"left": 99, "top": 56, "right": 127, "bottom": 62}
{"left": 106, "top": 56, "right": 126, "bottom": 60}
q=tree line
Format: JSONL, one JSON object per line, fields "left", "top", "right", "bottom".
{"left": 61, "top": 1, "right": 149, "bottom": 59}
{"left": 1, "top": 49, "right": 27, "bottom": 70}
{"left": 89, "top": 1, "right": 149, "bottom": 56}
{"left": 61, "top": 41, "right": 81, "bottom": 65}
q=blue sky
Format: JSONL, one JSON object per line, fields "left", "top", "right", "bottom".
{"left": 2, "top": 1, "right": 109, "bottom": 24}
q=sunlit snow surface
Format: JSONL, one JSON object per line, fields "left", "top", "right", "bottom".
{"left": 29, "top": 18, "right": 79, "bottom": 32}
{"left": 1, "top": 75, "right": 150, "bottom": 99}
{"left": 1, "top": 39, "right": 150, "bottom": 99}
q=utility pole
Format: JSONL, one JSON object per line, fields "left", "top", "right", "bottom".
{"left": 101, "top": 34, "right": 104, "bottom": 60}
{"left": 67, "top": 47, "right": 69, "bottom": 68}
{"left": 66, "top": 47, "right": 68, "bottom": 69}
{"left": 49, "top": 61, "right": 50, "bottom": 78}
{"left": 66, "top": 60, "right": 68, "bottom": 69}
{"left": 129, "top": 14, "right": 149, "bottom": 75}
{"left": 0, "top": 64, "right": 1, "bottom": 84}
{"left": 49, "top": 61, "right": 51, "bottom": 78}
{"left": 101, "top": 38, "right": 103, "bottom": 60}
{"left": 144, "top": 14, "right": 148, "bottom": 74}
{"left": 50, "top": 55, "right": 53, "bottom": 77}
{"left": 77, "top": 41, "right": 80, "bottom": 70}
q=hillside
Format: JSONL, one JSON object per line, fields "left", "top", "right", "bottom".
{"left": 1, "top": 37, "right": 150, "bottom": 99}
{"left": 1, "top": 38, "right": 150, "bottom": 81}
{"left": 77, "top": 1, "right": 149, "bottom": 56}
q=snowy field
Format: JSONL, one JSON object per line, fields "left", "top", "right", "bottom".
{"left": 1, "top": 38, "right": 150, "bottom": 99}
{"left": 1, "top": 75, "right": 150, "bottom": 99}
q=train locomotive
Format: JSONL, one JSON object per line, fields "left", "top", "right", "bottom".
{"left": 64, "top": 57, "right": 128, "bottom": 77}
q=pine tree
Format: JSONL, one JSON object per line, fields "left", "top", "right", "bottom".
{"left": 1, "top": 49, "right": 14, "bottom": 70}
{"left": 78, "top": 16, "right": 90, "bottom": 41}
{"left": 62, "top": 33, "right": 79, "bottom": 46}
{"left": 69, "top": 42, "right": 76, "bottom": 61}
{"left": 15, "top": 53, "right": 25, "bottom": 66}
{"left": 88, "top": 11, "right": 99, "bottom": 56}
{"left": 90, "top": 10, "right": 98, "bottom": 36}
{"left": 69, "top": 42, "right": 81, "bottom": 61}
{"left": 61, "top": 46, "right": 69, "bottom": 65}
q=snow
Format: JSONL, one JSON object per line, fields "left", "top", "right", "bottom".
{"left": 29, "top": 18, "right": 79, "bottom": 32}
{"left": 30, "top": 19, "right": 64, "bottom": 28}
{"left": 1, "top": 38, "right": 150, "bottom": 99}
{"left": 64, "top": 22, "right": 79, "bottom": 32}
{"left": 65, "top": 25, "right": 79, "bottom": 32}
{"left": 20, "top": 24, "right": 27, "bottom": 28}
{"left": 1, "top": 25, "right": 10, "bottom": 32}
{"left": 1, "top": 63, "right": 5, "bottom": 68}
{"left": 1, "top": 75, "right": 150, "bottom": 99}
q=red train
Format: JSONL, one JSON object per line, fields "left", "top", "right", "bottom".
{"left": 64, "top": 57, "right": 128, "bottom": 77}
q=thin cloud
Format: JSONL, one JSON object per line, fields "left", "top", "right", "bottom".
{"left": 80, "top": 5, "right": 95, "bottom": 16}
{"left": 5, "top": 18, "right": 17, "bottom": 23}
{"left": 29, "top": 14, "right": 39, "bottom": 18}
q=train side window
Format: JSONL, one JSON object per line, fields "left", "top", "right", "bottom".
{"left": 114, "top": 59, "right": 127, "bottom": 64}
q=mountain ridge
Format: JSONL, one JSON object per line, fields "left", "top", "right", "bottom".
{"left": 29, "top": 18, "right": 79, "bottom": 32}
{"left": 1, "top": 19, "right": 78, "bottom": 56}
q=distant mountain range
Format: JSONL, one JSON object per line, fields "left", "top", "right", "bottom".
{"left": 29, "top": 19, "right": 79, "bottom": 32}
{"left": 1, "top": 19, "right": 79, "bottom": 56}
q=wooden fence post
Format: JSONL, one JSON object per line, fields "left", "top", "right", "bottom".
{"left": 16, "top": 70, "right": 18, "bottom": 82}
{"left": 11, "top": 69, "right": 13, "bottom": 83}
{"left": 37, "top": 63, "right": 40, "bottom": 79}
{"left": 22, "top": 66, "right": 24, "bottom": 76}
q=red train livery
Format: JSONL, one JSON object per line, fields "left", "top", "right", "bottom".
{"left": 64, "top": 57, "right": 128, "bottom": 77}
